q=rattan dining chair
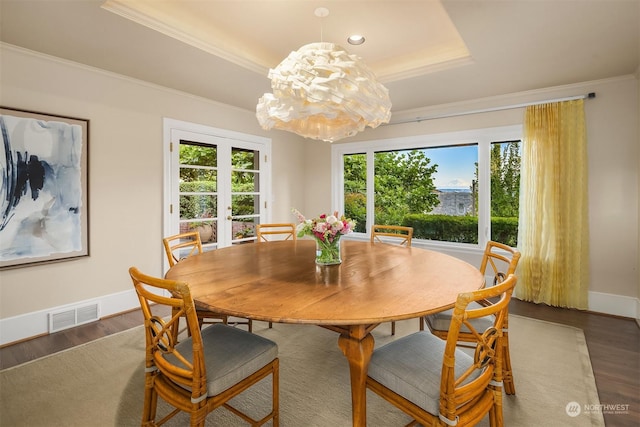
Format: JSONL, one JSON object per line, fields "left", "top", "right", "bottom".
{"left": 129, "top": 267, "right": 279, "bottom": 427}
{"left": 163, "top": 231, "right": 252, "bottom": 332}
{"left": 421, "top": 240, "right": 521, "bottom": 395}
{"left": 367, "top": 274, "right": 517, "bottom": 427}
{"left": 256, "top": 223, "right": 296, "bottom": 328}
{"left": 256, "top": 223, "right": 297, "bottom": 243}
{"left": 370, "top": 224, "right": 414, "bottom": 335}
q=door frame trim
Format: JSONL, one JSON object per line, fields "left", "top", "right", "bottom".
{"left": 162, "top": 118, "right": 272, "bottom": 271}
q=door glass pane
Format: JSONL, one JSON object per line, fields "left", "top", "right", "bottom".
{"left": 232, "top": 148, "right": 257, "bottom": 170}
{"left": 179, "top": 140, "right": 218, "bottom": 248}
{"left": 343, "top": 153, "right": 366, "bottom": 233}
{"left": 232, "top": 170, "right": 257, "bottom": 192}
{"left": 180, "top": 143, "right": 217, "bottom": 167}
{"left": 180, "top": 195, "right": 217, "bottom": 218}
{"left": 179, "top": 219, "right": 217, "bottom": 244}
{"left": 490, "top": 140, "right": 520, "bottom": 246}
{"left": 232, "top": 218, "right": 257, "bottom": 241}
{"left": 180, "top": 167, "right": 217, "bottom": 191}
{"left": 230, "top": 147, "right": 260, "bottom": 243}
{"left": 231, "top": 194, "right": 259, "bottom": 216}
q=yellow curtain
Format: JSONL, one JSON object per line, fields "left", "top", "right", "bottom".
{"left": 516, "top": 100, "right": 589, "bottom": 309}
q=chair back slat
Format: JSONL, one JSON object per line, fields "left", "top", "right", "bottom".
{"left": 370, "top": 225, "right": 413, "bottom": 247}
{"left": 256, "top": 223, "right": 296, "bottom": 243}
{"left": 479, "top": 241, "right": 521, "bottom": 286}
{"left": 163, "top": 231, "right": 203, "bottom": 267}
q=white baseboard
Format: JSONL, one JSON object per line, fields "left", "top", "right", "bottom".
{"left": 1, "top": 288, "right": 638, "bottom": 347}
{"left": 0, "top": 289, "right": 139, "bottom": 346}
{"left": 588, "top": 291, "right": 638, "bottom": 319}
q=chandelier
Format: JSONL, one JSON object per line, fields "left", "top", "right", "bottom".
{"left": 256, "top": 10, "right": 391, "bottom": 142}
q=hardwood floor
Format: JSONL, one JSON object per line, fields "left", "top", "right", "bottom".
{"left": 1, "top": 299, "right": 638, "bottom": 426}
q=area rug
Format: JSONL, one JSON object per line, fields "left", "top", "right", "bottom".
{"left": 0, "top": 315, "right": 603, "bottom": 426}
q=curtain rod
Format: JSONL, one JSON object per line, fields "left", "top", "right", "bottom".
{"left": 387, "top": 92, "right": 596, "bottom": 126}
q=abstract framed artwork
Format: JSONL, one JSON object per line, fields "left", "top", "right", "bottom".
{"left": 0, "top": 107, "right": 89, "bottom": 269}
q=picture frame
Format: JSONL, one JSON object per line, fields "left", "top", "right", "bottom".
{"left": 0, "top": 107, "right": 89, "bottom": 269}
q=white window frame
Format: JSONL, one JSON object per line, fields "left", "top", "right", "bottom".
{"left": 331, "top": 125, "right": 522, "bottom": 252}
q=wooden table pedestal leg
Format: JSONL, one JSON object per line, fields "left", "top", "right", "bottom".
{"left": 338, "top": 326, "right": 375, "bottom": 427}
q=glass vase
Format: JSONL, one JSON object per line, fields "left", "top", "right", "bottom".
{"left": 315, "top": 237, "right": 342, "bottom": 266}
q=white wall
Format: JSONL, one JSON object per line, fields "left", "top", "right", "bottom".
{"left": 0, "top": 44, "right": 638, "bottom": 344}
{"left": 0, "top": 45, "right": 308, "bottom": 342}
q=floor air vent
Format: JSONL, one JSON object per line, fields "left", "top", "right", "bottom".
{"left": 49, "top": 303, "right": 100, "bottom": 333}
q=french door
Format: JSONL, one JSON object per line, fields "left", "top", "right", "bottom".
{"left": 164, "top": 119, "right": 271, "bottom": 258}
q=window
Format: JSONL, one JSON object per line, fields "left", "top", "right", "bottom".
{"left": 343, "top": 153, "right": 367, "bottom": 233}
{"left": 332, "top": 125, "right": 522, "bottom": 248}
{"left": 489, "top": 140, "right": 521, "bottom": 246}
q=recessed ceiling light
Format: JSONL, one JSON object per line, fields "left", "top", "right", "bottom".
{"left": 314, "top": 7, "right": 329, "bottom": 18}
{"left": 347, "top": 35, "right": 365, "bottom": 45}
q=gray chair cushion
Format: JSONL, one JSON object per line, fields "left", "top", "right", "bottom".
{"left": 171, "top": 324, "right": 278, "bottom": 396}
{"left": 368, "top": 331, "right": 478, "bottom": 416}
{"left": 424, "top": 302, "right": 494, "bottom": 334}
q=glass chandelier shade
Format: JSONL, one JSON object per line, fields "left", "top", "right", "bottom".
{"left": 256, "top": 42, "right": 392, "bottom": 142}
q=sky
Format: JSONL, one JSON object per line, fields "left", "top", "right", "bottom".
{"left": 424, "top": 145, "right": 477, "bottom": 190}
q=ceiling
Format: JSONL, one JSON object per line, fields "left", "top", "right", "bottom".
{"left": 1, "top": 0, "right": 638, "bottom": 117}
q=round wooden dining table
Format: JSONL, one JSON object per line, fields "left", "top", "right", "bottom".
{"left": 165, "top": 239, "right": 484, "bottom": 426}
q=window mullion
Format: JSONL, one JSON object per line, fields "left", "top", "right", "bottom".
{"left": 477, "top": 138, "right": 491, "bottom": 249}
{"left": 366, "top": 150, "right": 375, "bottom": 235}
